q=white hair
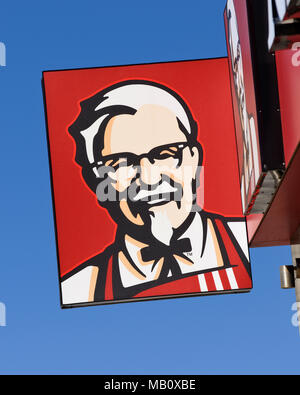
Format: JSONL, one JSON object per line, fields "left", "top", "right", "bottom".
{"left": 79, "top": 82, "right": 192, "bottom": 165}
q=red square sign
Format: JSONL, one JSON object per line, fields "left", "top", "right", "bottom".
{"left": 43, "top": 58, "right": 252, "bottom": 307}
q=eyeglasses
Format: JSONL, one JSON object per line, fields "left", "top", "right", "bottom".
{"left": 92, "top": 142, "right": 189, "bottom": 175}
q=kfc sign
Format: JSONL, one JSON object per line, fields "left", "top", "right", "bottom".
{"left": 225, "top": 0, "right": 285, "bottom": 215}
{"left": 43, "top": 59, "right": 252, "bottom": 307}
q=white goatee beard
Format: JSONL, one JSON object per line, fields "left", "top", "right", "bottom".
{"left": 150, "top": 210, "right": 173, "bottom": 245}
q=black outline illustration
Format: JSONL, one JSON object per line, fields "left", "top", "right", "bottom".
{"left": 56, "top": 78, "right": 252, "bottom": 306}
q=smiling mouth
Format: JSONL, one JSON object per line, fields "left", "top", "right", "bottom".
{"left": 132, "top": 181, "right": 178, "bottom": 202}
{"left": 142, "top": 192, "right": 180, "bottom": 208}
{"left": 146, "top": 196, "right": 170, "bottom": 205}
{"left": 127, "top": 192, "right": 178, "bottom": 213}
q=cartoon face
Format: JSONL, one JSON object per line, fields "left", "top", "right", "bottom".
{"left": 69, "top": 80, "right": 202, "bottom": 244}
{"left": 99, "top": 103, "right": 200, "bottom": 235}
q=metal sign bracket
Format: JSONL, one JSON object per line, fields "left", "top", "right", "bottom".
{"left": 280, "top": 237, "right": 300, "bottom": 333}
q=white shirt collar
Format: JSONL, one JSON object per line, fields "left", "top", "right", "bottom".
{"left": 118, "top": 212, "right": 224, "bottom": 288}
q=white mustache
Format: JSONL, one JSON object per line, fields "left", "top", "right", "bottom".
{"left": 133, "top": 181, "right": 178, "bottom": 201}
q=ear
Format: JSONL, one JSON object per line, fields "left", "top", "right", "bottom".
{"left": 190, "top": 146, "right": 200, "bottom": 179}
{"left": 191, "top": 145, "right": 199, "bottom": 158}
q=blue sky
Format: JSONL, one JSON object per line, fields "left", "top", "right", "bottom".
{"left": 0, "top": 0, "right": 299, "bottom": 375}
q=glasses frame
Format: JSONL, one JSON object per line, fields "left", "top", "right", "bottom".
{"left": 91, "top": 141, "right": 190, "bottom": 172}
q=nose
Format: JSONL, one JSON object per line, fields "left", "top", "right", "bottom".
{"left": 138, "top": 157, "right": 162, "bottom": 188}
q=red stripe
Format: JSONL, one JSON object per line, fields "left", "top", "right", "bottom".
{"left": 105, "top": 257, "right": 114, "bottom": 300}
{"left": 204, "top": 272, "right": 216, "bottom": 292}
{"left": 215, "top": 219, "right": 252, "bottom": 290}
{"left": 218, "top": 268, "right": 231, "bottom": 290}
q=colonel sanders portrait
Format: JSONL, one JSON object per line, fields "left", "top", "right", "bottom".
{"left": 226, "top": 0, "right": 260, "bottom": 213}
{"left": 61, "top": 79, "right": 251, "bottom": 305}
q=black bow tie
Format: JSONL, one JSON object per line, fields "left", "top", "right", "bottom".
{"left": 140, "top": 238, "right": 192, "bottom": 279}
